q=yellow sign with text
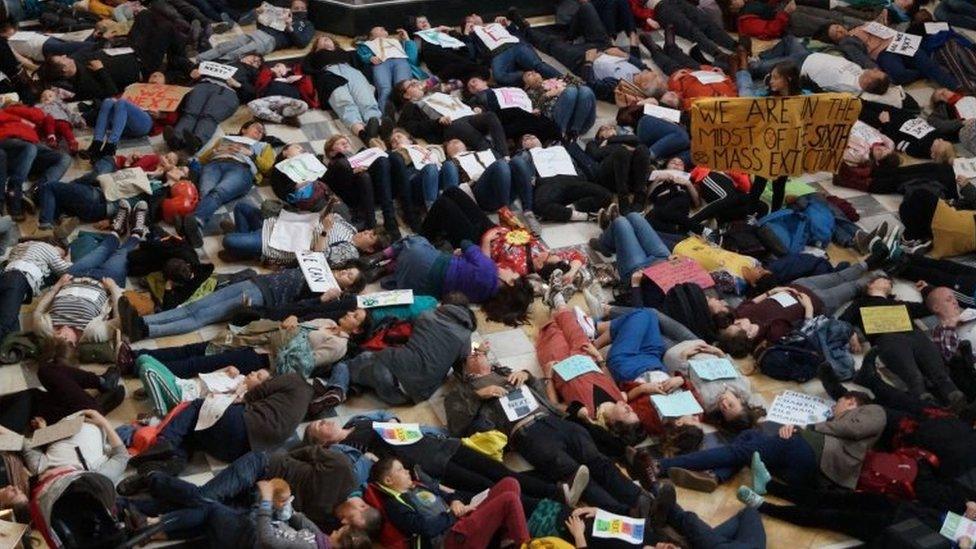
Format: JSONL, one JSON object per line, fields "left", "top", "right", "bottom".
{"left": 860, "top": 305, "right": 913, "bottom": 334}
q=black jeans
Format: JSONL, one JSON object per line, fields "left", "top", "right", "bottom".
{"left": 533, "top": 176, "right": 613, "bottom": 222}
{"left": 136, "top": 342, "right": 271, "bottom": 378}
{"left": 445, "top": 112, "right": 510, "bottom": 158}
{"left": 442, "top": 444, "right": 560, "bottom": 501}
{"left": 512, "top": 415, "right": 641, "bottom": 515}
{"left": 421, "top": 187, "right": 494, "bottom": 248}
{"left": 871, "top": 163, "right": 958, "bottom": 198}
{"left": 900, "top": 254, "right": 976, "bottom": 307}
{"left": 876, "top": 330, "right": 959, "bottom": 403}
{"left": 596, "top": 144, "right": 651, "bottom": 198}
{"left": 35, "top": 363, "right": 107, "bottom": 423}
{"left": 325, "top": 168, "right": 377, "bottom": 229}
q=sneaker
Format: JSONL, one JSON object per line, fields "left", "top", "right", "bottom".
{"left": 583, "top": 285, "right": 604, "bottom": 321}
{"left": 667, "top": 467, "right": 718, "bottom": 492}
{"left": 211, "top": 21, "right": 232, "bottom": 34}
{"left": 597, "top": 207, "right": 610, "bottom": 230}
{"left": 163, "top": 126, "right": 184, "bottom": 151}
{"left": 281, "top": 115, "right": 302, "bottom": 128}
{"left": 631, "top": 449, "right": 658, "bottom": 491}
{"left": 182, "top": 213, "right": 204, "bottom": 248}
{"left": 307, "top": 379, "right": 344, "bottom": 417}
{"left": 751, "top": 451, "right": 771, "bottom": 494}
{"left": 864, "top": 238, "right": 890, "bottom": 269}
{"left": 130, "top": 200, "right": 149, "bottom": 239}
{"left": 736, "top": 485, "right": 765, "bottom": 508}
{"left": 119, "top": 296, "right": 148, "bottom": 342}
{"left": 54, "top": 216, "right": 79, "bottom": 242}
{"left": 129, "top": 439, "right": 177, "bottom": 467}
{"left": 110, "top": 200, "right": 131, "bottom": 237}
{"left": 882, "top": 225, "right": 902, "bottom": 255}
{"left": 99, "top": 365, "right": 121, "bottom": 391}
{"left": 560, "top": 465, "right": 589, "bottom": 507}
{"left": 219, "top": 217, "right": 236, "bottom": 234}
{"left": 902, "top": 239, "right": 932, "bottom": 255}
{"left": 544, "top": 269, "right": 566, "bottom": 308}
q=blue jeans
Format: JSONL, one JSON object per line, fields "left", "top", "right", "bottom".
{"left": 412, "top": 164, "right": 442, "bottom": 207}
{"left": 438, "top": 161, "right": 461, "bottom": 193}
{"left": 137, "top": 342, "right": 269, "bottom": 377}
{"left": 606, "top": 309, "right": 667, "bottom": 383}
{"left": 143, "top": 280, "right": 266, "bottom": 338}
{"left": 0, "top": 139, "right": 36, "bottom": 215}
{"left": 550, "top": 85, "right": 597, "bottom": 136}
{"left": 660, "top": 428, "right": 818, "bottom": 486}
{"left": 471, "top": 160, "right": 513, "bottom": 210}
{"left": 371, "top": 57, "right": 411, "bottom": 109}
{"left": 877, "top": 50, "right": 959, "bottom": 89}
{"left": 509, "top": 155, "right": 535, "bottom": 210}
{"left": 736, "top": 70, "right": 756, "bottom": 97}
{"left": 221, "top": 201, "right": 263, "bottom": 259}
{"left": 30, "top": 144, "right": 71, "bottom": 187}
{"left": 327, "top": 63, "right": 382, "bottom": 127}
{"left": 749, "top": 34, "right": 810, "bottom": 76}
{"left": 670, "top": 506, "right": 767, "bottom": 549}
{"left": 636, "top": 115, "right": 691, "bottom": 164}
{"left": 491, "top": 43, "right": 561, "bottom": 86}
{"left": 333, "top": 443, "right": 372, "bottom": 488}
{"left": 599, "top": 212, "right": 670, "bottom": 278}
{"left": 195, "top": 160, "right": 254, "bottom": 223}
{"left": 935, "top": 0, "right": 976, "bottom": 29}
{"left": 37, "top": 181, "right": 108, "bottom": 225}
{"left": 93, "top": 98, "right": 154, "bottom": 144}
{"left": 146, "top": 473, "right": 254, "bottom": 546}
{"left": 160, "top": 397, "right": 250, "bottom": 463}
{"left": 42, "top": 37, "right": 96, "bottom": 56}
{"left": 67, "top": 233, "right": 139, "bottom": 286}
{"left": 0, "top": 270, "right": 31, "bottom": 341}
{"left": 199, "top": 450, "right": 269, "bottom": 502}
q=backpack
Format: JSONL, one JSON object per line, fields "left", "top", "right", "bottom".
{"left": 757, "top": 332, "right": 822, "bottom": 382}
{"left": 799, "top": 197, "right": 835, "bottom": 246}
{"left": 856, "top": 448, "right": 936, "bottom": 500}
{"left": 720, "top": 221, "right": 768, "bottom": 258}
{"left": 756, "top": 209, "right": 809, "bottom": 254}
{"left": 360, "top": 318, "right": 413, "bottom": 351}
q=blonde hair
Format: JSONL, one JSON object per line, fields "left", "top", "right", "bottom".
{"left": 269, "top": 478, "right": 291, "bottom": 500}
{"left": 932, "top": 140, "right": 956, "bottom": 164}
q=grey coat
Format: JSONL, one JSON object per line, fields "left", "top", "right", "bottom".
{"left": 809, "top": 403, "right": 886, "bottom": 489}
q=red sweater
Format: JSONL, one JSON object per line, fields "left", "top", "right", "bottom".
{"left": 737, "top": 11, "right": 789, "bottom": 39}
{"left": 254, "top": 64, "right": 319, "bottom": 108}
{"left": 629, "top": 0, "right": 657, "bottom": 30}
{"left": 0, "top": 104, "right": 54, "bottom": 143}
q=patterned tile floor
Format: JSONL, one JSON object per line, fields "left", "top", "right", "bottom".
{"left": 11, "top": 18, "right": 968, "bottom": 549}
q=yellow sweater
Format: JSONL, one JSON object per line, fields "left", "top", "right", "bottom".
{"left": 931, "top": 200, "right": 976, "bottom": 259}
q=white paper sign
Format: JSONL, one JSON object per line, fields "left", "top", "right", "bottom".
{"left": 59, "top": 284, "right": 106, "bottom": 303}
{"left": 899, "top": 117, "right": 935, "bottom": 139}
{"left": 960, "top": 308, "right": 976, "bottom": 323}
{"left": 529, "top": 146, "right": 577, "bottom": 178}
{"left": 296, "top": 251, "right": 340, "bottom": 293}
{"left": 472, "top": 23, "right": 519, "bottom": 51}
{"left": 769, "top": 292, "right": 799, "bottom": 308}
{"left": 689, "top": 70, "right": 726, "bottom": 85}
{"left": 499, "top": 386, "right": 540, "bottom": 421}
{"left": 415, "top": 28, "right": 465, "bottom": 49}
{"left": 224, "top": 135, "right": 258, "bottom": 146}
{"left": 956, "top": 96, "right": 976, "bottom": 120}
{"left": 405, "top": 145, "right": 441, "bottom": 168}
{"left": 468, "top": 488, "right": 490, "bottom": 508}
{"left": 650, "top": 390, "right": 704, "bottom": 417}
{"left": 103, "top": 47, "right": 134, "bottom": 56}
{"left": 493, "top": 87, "right": 533, "bottom": 112}
{"left": 954, "top": 158, "right": 976, "bottom": 179}
{"left": 0, "top": 519, "right": 29, "bottom": 549}
{"left": 363, "top": 37, "right": 408, "bottom": 61}
{"left": 455, "top": 150, "right": 496, "bottom": 181}
{"left": 96, "top": 167, "right": 152, "bottom": 202}
{"left": 422, "top": 92, "right": 476, "bottom": 121}
{"left": 941, "top": 511, "right": 976, "bottom": 543}
{"left": 199, "top": 61, "right": 238, "bottom": 80}
{"left": 195, "top": 393, "right": 236, "bottom": 431}
{"left": 643, "top": 103, "right": 682, "bottom": 124}
{"left": 885, "top": 32, "right": 922, "bottom": 57}
{"left": 863, "top": 21, "right": 897, "bottom": 40}
{"left": 592, "top": 509, "right": 646, "bottom": 544}
{"left": 357, "top": 289, "right": 414, "bottom": 308}
{"left": 925, "top": 22, "right": 949, "bottom": 34}
{"left": 257, "top": 2, "right": 290, "bottom": 31}
{"left": 766, "top": 390, "right": 833, "bottom": 426}
{"left": 276, "top": 152, "right": 327, "bottom": 183}
{"left": 198, "top": 371, "right": 242, "bottom": 393}
{"left": 348, "top": 147, "right": 389, "bottom": 169}
{"left": 373, "top": 421, "right": 423, "bottom": 445}
{"left": 689, "top": 357, "right": 739, "bottom": 381}
{"left": 269, "top": 210, "right": 319, "bottom": 253}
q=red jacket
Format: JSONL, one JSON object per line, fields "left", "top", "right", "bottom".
{"left": 629, "top": 0, "right": 657, "bottom": 30}
{"left": 0, "top": 104, "right": 54, "bottom": 143}
{"left": 254, "top": 64, "right": 319, "bottom": 108}
{"left": 737, "top": 11, "right": 789, "bottom": 39}
{"left": 668, "top": 66, "right": 738, "bottom": 110}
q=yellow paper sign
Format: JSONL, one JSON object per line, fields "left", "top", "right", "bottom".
{"left": 860, "top": 305, "right": 912, "bottom": 334}
{"left": 689, "top": 93, "right": 862, "bottom": 178}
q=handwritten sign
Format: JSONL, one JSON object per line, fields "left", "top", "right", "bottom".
{"left": 552, "top": 355, "right": 601, "bottom": 382}
{"left": 472, "top": 23, "right": 519, "bottom": 51}
{"left": 122, "top": 83, "right": 191, "bottom": 112}
{"left": 96, "top": 167, "right": 152, "bottom": 201}
{"left": 941, "top": 511, "right": 976, "bottom": 543}
{"left": 348, "top": 147, "right": 389, "bottom": 169}
{"left": 766, "top": 390, "right": 832, "bottom": 426}
{"left": 689, "top": 357, "right": 739, "bottom": 381}
{"left": 357, "top": 289, "right": 414, "bottom": 308}
{"left": 925, "top": 22, "right": 949, "bottom": 34}
{"left": 529, "top": 146, "right": 577, "bottom": 178}
{"left": 363, "top": 37, "right": 408, "bottom": 61}
{"left": 860, "top": 305, "right": 912, "bottom": 334}
{"left": 276, "top": 152, "right": 327, "bottom": 183}
{"left": 28, "top": 413, "right": 84, "bottom": 448}
{"left": 257, "top": 2, "right": 290, "bottom": 31}
{"left": 592, "top": 509, "right": 645, "bottom": 545}
{"left": 954, "top": 157, "right": 976, "bottom": 179}
{"left": 494, "top": 87, "right": 533, "bottom": 112}
{"left": 196, "top": 393, "right": 235, "bottom": 431}
{"left": 0, "top": 364, "right": 41, "bottom": 397}
{"left": 422, "top": 92, "right": 476, "bottom": 121}
{"left": 690, "top": 93, "right": 861, "bottom": 178}
{"left": 269, "top": 210, "right": 319, "bottom": 253}
{"left": 456, "top": 150, "right": 496, "bottom": 180}
{"left": 405, "top": 145, "right": 441, "bottom": 168}
{"left": 863, "top": 21, "right": 897, "bottom": 39}
{"left": 641, "top": 257, "right": 714, "bottom": 293}
{"left": 886, "top": 32, "right": 922, "bottom": 56}
{"left": 769, "top": 292, "right": 798, "bottom": 308}
{"left": 296, "top": 251, "right": 340, "bottom": 293}
{"left": 373, "top": 421, "right": 423, "bottom": 445}
{"left": 956, "top": 96, "right": 976, "bottom": 120}
{"left": 104, "top": 46, "right": 134, "bottom": 56}
{"left": 199, "top": 61, "right": 238, "bottom": 80}
{"left": 415, "top": 28, "right": 465, "bottom": 49}
{"left": 499, "top": 386, "right": 540, "bottom": 421}
{"left": 198, "top": 371, "right": 241, "bottom": 393}
{"left": 899, "top": 118, "right": 935, "bottom": 139}
{"left": 651, "top": 390, "right": 703, "bottom": 417}
{"left": 643, "top": 103, "right": 682, "bottom": 124}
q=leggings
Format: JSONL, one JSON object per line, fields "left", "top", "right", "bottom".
{"left": 421, "top": 187, "right": 494, "bottom": 248}
{"left": 875, "top": 330, "right": 959, "bottom": 403}
{"left": 871, "top": 163, "right": 959, "bottom": 198}
{"left": 533, "top": 176, "right": 613, "bottom": 222}
{"left": 442, "top": 445, "right": 560, "bottom": 501}
{"left": 750, "top": 175, "right": 788, "bottom": 213}
{"left": 793, "top": 262, "right": 868, "bottom": 314}
{"left": 34, "top": 363, "right": 110, "bottom": 423}
{"left": 595, "top": 144, "right": 651, "bottom": 199}
{"left": 687, "top": 173, "right": 753, "bottom": 228}
{"left": 444, "top": 112, "right": 510, "bottom": 158}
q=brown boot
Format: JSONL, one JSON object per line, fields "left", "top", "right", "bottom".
{"left": 668, "top": 467, "right": 719, "bottom": 492}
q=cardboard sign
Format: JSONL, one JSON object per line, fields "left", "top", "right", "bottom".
{"left": 641, "top": 257, "right": 714, "bottom": 293}
{"left": 257, "top": 2, "right": 290, "bottom": 31}
{"left": 276, "top": 152, "right": 327, "bottom": 183}
{"left": 592, "top": 509, "right": 645, "bottom": 545}
{"left": 766, "top": 390, "right": 832, "bottom": 426}
{"left": 552, "top": 355, "right": 601, "bottom": 382}
{"left": 456, "top": 150, "right": 496, "bottom": 180}
{"left": 198, "top": 371, "right": 241, "bottom": 393}
{"left": 941, "top": 511, "right": 976, "bottom": 543}
{"left": 689, "top": 70, "right": 726, "bottom": 85}
{"left": 405, "top": 145, "right": 440, "bottom": 168}
{"left": 472, "top": 23, "right": 519, "bottom": 51}
{"left": 494, "top": 87, "right": 533, "bottom": 112}
{"left": 96, "top": 167, "right": 152, "bottom": 202}
{"left": 650, "top": 390, "right": 703, "bottom": 417}
{"left": 373, "top": 421, "right": 423, "bottom": 445}
{"left": 28, "top": 413, "right": 84, "bottom": 448}
{"left": 348, "top": 147, "right": 389, "bottom": 169}
{"left": 196, "top": 393, "right": 235, "bottom": 431}
{"left": 955, "top": 96, "right": 976, "bottom": 120}
{"left": 0, "top": 431, "right": 23, "bottom": 452}
{"left": 122, "top": 83, "right": 191, "bottom": 112}
{"left": 0, "top": 519, "right": 28, "bottom": 549}
{"left": 690, "top": 93, "right": 862, "bottom": 178}
{"left": 860, "top": 305, "right": 912, "bottom": 334}
{"left": 499, "top": 386, "right": 540, "bottom": 421}
{"left": 954, "top": 157, "right": 976, "bottom": 179}
{"left": 415, "top": 28, "right": 465, "bottom": 49}
{"left": 925, "top": 22, "right": 949, "bottom": 34}
{"left": 199, "top": 61, "right": 238, "bottom": 80}
{"left": 643, "top": 103, "right": 682, "bottom": 124}
{"left": 268, "top": 210, "right": 319, "bottom": 253}
{"left": 529, "top": 146, "right": 577, "bottom": 178}
{"left": 422, "top": 92, "right": 476, "bottom": 121}
{"left": 363, "top": 37, "right": 408, "bottom": 61}
{"left": 864, "top": 21, "right": 897, "bottom": 39}
{"left": 689, "top": 357, "right": 739, "bottom": 381}
{"left": 886, "top": 32, "right": 922, "bottom": 56}
{"left": 357, "top": 289, "right": 414, "bottom": 308}
{"left": 899, "top": 118, "right": 935, "bottom": 139}
{"left": 296, "top": 251, "right": 340, "bottom": 293}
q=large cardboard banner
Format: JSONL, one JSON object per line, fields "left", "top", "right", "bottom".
{"left": 690, "top": 93, "right": 861, "bottom": 178}
{"left": 122, "top": 83, "right": 192, "bottom": 112}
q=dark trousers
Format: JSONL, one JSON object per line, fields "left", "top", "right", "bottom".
{"left": 199, "top": 450, "right": 270, "bottom": 504}
{"left": 533, "top": 176, "right": 613, "bottom": 222}
{"left": 655, "top": 0, "right": 736, "bottom": 56}
{"left": 235, "top": 294, "right": 359, "bottom": 324}
{"left": 443, "top": 444, "right": 559, "bottom": 501}
{"left": 871, "top": 163, "right": 959, "bottom": 199}
{"left": 146, "top": 473, "right": 255, "bottom": 547}
{"left": 136, "top": 342, "right": 270, "bottom": 378}
{"left": 444, "top": 112, "right": 510, "bottom": 158}
{"left": 669, "top": 506, "right": 766, "bottom": 549}
{"left": 876, "top": 330, "right": 959, "bottom": 402}
{"left": 513, "top": 415, "right": 641, "bottom": 515}
{"left": 174, "top": 83, "right": 240, "bottom": 154}
{"left": 688, "top": 175, "right": 754, "bottom": 228}
{"left": 34, "top": 363, "right": 104, "bottom": 423}
{"left": 596, "top": 144, "right": 651, "bottom": 199}
{"left": 0, "top": 269, "right": 30, "bottom": 341}
{"left": 368, "top": 156, "right": 397, "bottom": 230}
{"left": 160, "top": 398, "right": 251, "bottom": 463}
{"left": 326, "top": 171, "right": 377, "bottom": 229}
{"left": 421, "top": 186, "right": 494, "bottom": 248}
{"left": 900, "top": 254, "right": 976, "bottom": 307}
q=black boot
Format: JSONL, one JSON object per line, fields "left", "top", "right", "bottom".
{"left": 79, "top": 140, "right": 104, "bottom": 160}
{"left": 817, "top": 362, "right": 847, "bottom": 401}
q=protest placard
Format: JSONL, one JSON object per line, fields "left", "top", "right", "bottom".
{"left": 956, "top": 96, "right": 976, "bottom": 120}
{"left": 373, "top": 422, "right": 424, "bottom": 445}
{"left": 0, "top": 431, "right": 23, "bottom": 452}
{"left": 96, "top": 167, "right": 152, "bottom": 202}
{"left": 415, "top": 28, "right": 466, "bottom": 49}
{"left": 925, "top": 22, "right": 950, "bottom": 34}
{"left": 885, "top": 32, "right": 922, "bottom": 56}
{"left": 954, "top": 158, "right": 976, "bottom": 179}
{"left": 268, "top": 210, "right": 319, "bottom": 253}
{"left": 641, "top": 257, "right": 714, "bottom": 293}
{"left": 28, "top": 413, "right": 84, "bottom": 448}
{"left": 899, "top": 118, "right": 936, "bottom": 139}
{"left": 864, "top": 21, "right": 897, "bottom": 39}
{"left": 196, "top": 393, "right": 236, "bottom": 431}
{"left": 104, "top": 47, "right": 134, "bottom": 56}
{"left": 689, "top": 70, "right": 726, "bottom": 84}
{"left": 122, "top": 83, "right": 191, "bottom": 112}
{"left": 472, "top": 23, "right": 519, "bottom": 51}
{"left": 493, "top": 87, "right": 533, "bottom": 112}
{"left": 198, "top": 61, "right": 238, "bottom": 80}
{"left": 766, "top": 390, "right": 833, "bottom": 426}
{"left": 770, "top": 292, "right": 798, "bottom": 308}
{"left": 456, "top": 150, "right": 496, "bottom": 180}
{"left": 405, "top": 145, "right": 441, "bottom": 168}
{"left": 296, "top": 251, "right": 339, "bottom": 293}
{"left": 276, "top": 152, "right": 327, "bottom": 183}
{"left": 257, "top": 2, "right": 290, "bottom": 31}
{"left": 0, "top": 364, "right": 41, "bottom": 397}
{"left": 357, "top": 289, "right": 414, "bottom": 308}
{"left": 860, "top": 305, "right": 912, "bottom": 334}
{"left": 198, "top": 371, "right": 241, "bottom": 393}
{"left": 651, "top": 391, "right": 704, "bottom": 417}
{"left": 363, "top": 37, "right": 408, "bottom": 61}
{"left": 552, "top": 355, "right": 601, "bottom": 382}
{"left": 941, "top": 511, "right": 976, "bottom": 543}
{"left": 643, "top": 103, "right": 682, "bottom": 124}
{"left": 689, "top": 357, "right": 739, "bottom": 381}
{"left": 0, "top": 519, "right": 28, "bottom": 549}
{"left": 529, "top": 146, "right": 577, "bottom": 178}
{"left": 422, "top": 92, "right": 476, "bottom": 121}
{"left": 348, "top": 147, "right": 389, "bottom": 169}
{"left": 592, "top": 510, "right": 645, "bottom": 544}
{"left": 499, "top": 386, "right": 540, "bottom": 421}
{"left": 690, "top": 93, "right": 861, "bottom": 178}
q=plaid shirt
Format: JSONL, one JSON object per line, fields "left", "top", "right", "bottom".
{"left": 933, "top": 324, "right": 960, "bottom": 362}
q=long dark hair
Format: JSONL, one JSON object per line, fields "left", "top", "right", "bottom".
{"left": 770, "top": 61, "right": 802, "bottom": 96}
{"left": 482, "top": 278, "right": 534, "bottom": 326}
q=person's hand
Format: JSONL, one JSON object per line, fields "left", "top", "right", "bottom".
{"left": 584, "top": 48, "right": 600, "bottom": 63}
{"left": 257, "top": 480, "right": 274, "bottom": 502}
{"left": 849, "top": 333, "right": 862, "bottom": 354}
{"left": 450, "top": 500, "right": 469, "bottom": 517}
{"left": 965, "top": 501, "right": 976, "bottom": 520}
{"left": 281, "top": 315, "right": 299, "bottom": 330}
{"left": 915, "top": 280, "right": 929, "bottom": 291}
{"left": 226, "top": 77, "right": 241, "bottom": 89}
{"left": 370, "top": 56, "right": 382, "bottom": 65}
{"left": 646, "top": 17, "right": 660, "bottom": 29}
{"left": 87, "top": 59, "right": 104, "bottom": 71}
{"left": 439, "top": 116, "right": 452, "bottom": 125}
{"left": 631, "top": 270, "right": 644, "bottom": 287}
{"left": 453, "top": 248, "right": 463, "bottom": 256}
{"left": 224, "top": 365, "right": 240, "bottom": 377}
{"left": 319, "top": 288, "right": 341, "bottom": 302}
{"left": 663, "top": 376, "right": 684, "bottom": 392}
{"left": 31, "top": 417, "right": 47, "bottom": 430}
{"left": 396, "top": 28, "right": 410, "bottom": 40}
{"left": 475, "top": 385, "right": 509, "bottom": 399}
{"left": 784, "top": 0, "right": 796, "bottom": 13}
{"left": 494, "top": 16, "right": 509, "bottom": 26}
{"left": 779, "top": 424, "right": 797, "bottom": 439}
{"left": 605, "top": 47, "right": 628, "bottom": 58}
{"left": 583, "top": 343, "right": 603, "bottom": 362}
{"left": 82, "top": 409, "right": 110, "bottom": 428}
{"left": 190, "top": 68, "right": 201, "bottom": 80}
{"left": 352, "top": 165, "right": 368, "bottom": 174}
{"left": 645, "top": 381, "right": 666, "bottom": 395}
{"left": 472, "top": 107, "right": 482, "bottom": 114}
{"left": 564, "top": 514, "right": 586, "bottom": 543}
{"left": 101, "top": 277, "right": 118, "bottom": 290}
{"left": 436, "top": 25, "right": 452, "bottom": 32}
{"left": 572, "top": 507, "right": 598, "bottom": 519}
{"left": 506, "top": 370, "right": 529, "bottom": 386}
{"left": 879, "top": 111, "right": 891, "bottom": 124}
{"left": 57, "top": 274, "right": 73, "bottom": 286}
{"left": 46, "top": 135, "right": 57, "bottom": 147}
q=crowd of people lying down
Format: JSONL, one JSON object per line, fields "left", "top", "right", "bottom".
{"left": 4, "top": 0, "right": 976, "bottom": 546}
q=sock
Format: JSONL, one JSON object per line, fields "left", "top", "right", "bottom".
{"left": 583, "top": 287, "right": 603, "bottom": 322}
{"left": 737, "top": 486, "right": 765, "bottom": 508}
{"left": 751, "top": 451, "right": 771, "bottom": 495}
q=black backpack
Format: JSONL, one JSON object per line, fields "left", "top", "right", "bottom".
{"left": 757, "top": 331, "right": 822, "bottom": 382}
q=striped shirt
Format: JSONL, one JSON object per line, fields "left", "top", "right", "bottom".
{"left": 4, "top": 241, "right": 72, "bottom": 295}
{"left": 48, "top": 279, "right": 108, "bottom": 330}
{"left": 260, "top": 215, "right": 325, "bottom": 266}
